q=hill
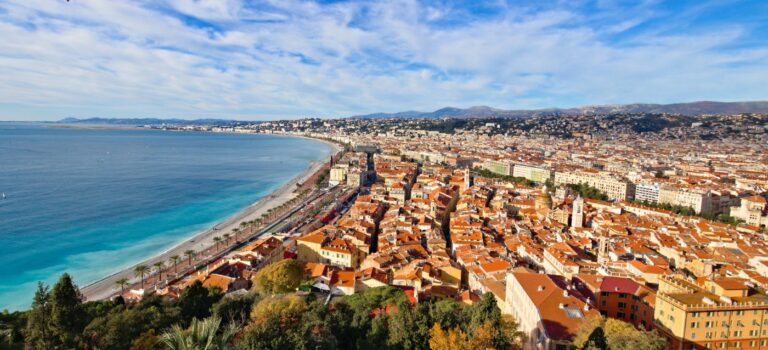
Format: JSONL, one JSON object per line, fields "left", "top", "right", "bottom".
{"left": 351, "top": 101, "right": 768, "bottom": 119}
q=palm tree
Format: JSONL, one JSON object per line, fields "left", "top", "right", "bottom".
{"left": 169, "top": 255, "right": 181, "bottom": 273}
{"left": 213, "top": 236, "right": 222, "bottom": 250}
{"left": 162, "top": 316, "right": 236, "bottom": 350}
{"left": 153, "top": 261, "right": 165, "bottom": 281}
{"left": 222, "top": 233, "right": 231, "bottom": 245}
{"left": 134, "top": 265, "right": 149, "bottom": 289}
{"left": 184, "top": 250, "right": 196, "bottom": 266}
{"left": 115, "top": 277, "right": 129, "bottom": 294}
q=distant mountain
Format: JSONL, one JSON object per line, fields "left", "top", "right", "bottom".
{"left": 351, "top": 101, "right": 768, "bottom": 119}
{"left": 57, "top": 117, "right": 240, "bottom": 126}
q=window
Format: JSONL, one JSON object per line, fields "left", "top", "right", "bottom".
{"left": 691, "top": 322, "right": 699, "bottom": 329}
{"left": 691, "top": 333, "right": 696, "bottom": 340}
{"left": 618, "top": 312, "right": 625, "bottom": 318}
{"left": 618, "top": 302, "right": 627, "bottom": 308}
{"left": 705, "top": 321, "right": 712, "bottom": 328}
{"left": 619, "top": 293, "right": 627, "bottom": 298}
{"left": 733, "top": 331, "right": 742, "bottom": 337}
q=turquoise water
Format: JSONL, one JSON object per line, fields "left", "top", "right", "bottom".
{"left": 0, "top": 123, "right": 330, "bottom": 310}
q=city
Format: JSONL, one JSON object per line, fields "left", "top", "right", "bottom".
{"left": 102, "top": 112, "right": 768, "bottom": 349}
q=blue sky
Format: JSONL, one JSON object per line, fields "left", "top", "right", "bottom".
{"left": 0, "top": 0, "right": 766, "bottom": 121}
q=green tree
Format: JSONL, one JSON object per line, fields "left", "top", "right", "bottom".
{"left": 179, "top": 281, "right": 223, "bottom": 321}
{"left": 212, "top": 293, "right": 260, "bottom": 326}
{"left": 134, "top": 265, "right": 150, "bottom": 289}
{"left": 24, "top": 282, "right": 55, "bottom": 350}
{"left": 49, "top": 273, "right": 86, "bottom": 349}
{"left": 116, "top": 277, "right": 130, "bottom": 294}
{"left": 153, "top": 261, "right": 166, "bottom": 281}
{"left": 573, "top": 316, "right": 666, "bottom": 350}
{"left": 170, "top": 255, "right": 181, "bottom": 273}
{"left": 251, "top": 259, "right": 303, "bottom": 295}
{"left": 82, "top": 295, "right": 181, "bottom": 350}
{"left": 162, "top": 316, "right": 236, "bottom": 350}
{"left": 185, "top": 250, "right": 197, "bottom": 266}
{"left": 130, "top": 329, "right": 162, "bottom": 350}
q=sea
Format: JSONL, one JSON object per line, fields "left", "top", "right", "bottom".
{"left": 0, "top": 122, "right": 331, "bottom": 311}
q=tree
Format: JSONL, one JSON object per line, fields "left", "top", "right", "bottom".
{"left": 162, "top": 316, "right": 236, "bottom": 350}
{"left": 213, "top": 236, "right": 222, "bottom": 251}
{"left": 252, "top": 259, "right": 303, "bottom": 295}
{"left": 82, "top": 295, "right": 181, "bottom": 350}
{"left": 184, "top": 250, "right": 196, "bottom": 266}
{"left": 429, "top": 323, "right": 471, "bottom": 350}
{"left": 130, "top": 329, "right": 162, "bottom": 350}
{"left": 153, "top": 261, "right": 165, "bottom": 281}
{"left": 212, "top": 293, "right": 260, "bottom": 326}
{"left": 49, "top": 273, "right": 86, "bottom": 349}
{"left": 170, "top": 255, "right": 181, "bottom": 273}
{"left": 573, "top": 316, "right": 666, "bottom": 350}
{"left": 249, "top": 295, "right": 308, "bottom": 327}
{"left": 24, "top": 282, "right": 55, "bottom": 350}
{"left": 222, "top": 233, "right": 231, "bottom": 245}
{"left": 178, "top": 281, "right": 223, "bottom": 321}
{"left": 116, "top": 278, "right": 130, "bottom": 294}
{"left": 134, "top": 265, "right": 149, "bottom": 289}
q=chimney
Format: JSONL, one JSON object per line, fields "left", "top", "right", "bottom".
{"left": 563, "top": 290, "right": 569, "bottom": 297}
{"left": 538, "top": 285, "right": 545, "bottom": 292}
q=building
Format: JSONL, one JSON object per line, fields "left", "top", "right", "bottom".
{"left": 505, "top": 272, "right": 599, "bottom": 350}
{"left": 654, "top": 275, "right": 768, "bottom": 350}
{"left": 513, "top": 164, "right": 553, "bottom": 184}
{"left": 329, "top": 164, "right": 349, "bottom": 186}
{"left": 730, "top": 195, "right": 768, "bottom": 228}
{"left": 554, "top": 170, "right": 635, "bottom": 201}
{"left": 571, "top": 196, "right": 584, "bottom": 228}
{"left": 573, "top": 274, "right": 656, "bottom": 330}
{"left": 484, "top": 159, "right": 513, "bottom": 176}
{"left": 636, "top": 183, "right": 661, "bottom": 204}
{"left": 657, "top": 186, "right": 737, "bottom": 216}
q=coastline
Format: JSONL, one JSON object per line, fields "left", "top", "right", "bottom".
{"left": 80, "top": 132, "right": 341, "bottom": 301}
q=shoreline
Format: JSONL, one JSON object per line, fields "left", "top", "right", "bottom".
{"left": 80, "top": 132, "right": 341, "bottom": 301}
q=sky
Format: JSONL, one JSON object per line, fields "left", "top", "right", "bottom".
{"left": 0, "top": 0, "right": 766, "bottom": 121}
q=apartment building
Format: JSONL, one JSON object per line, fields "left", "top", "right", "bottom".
{"left": 513, "top": 164, "right": 553, "bottom": 184}
{"left": 506, "top": 272, "right": 599, "bottom": 350}
{"left": 658, "top": 186, "right": 727, "bottom": 215}
{"left": 573, "top": 274, "right": 656, "bottom": 331}
{"left": 730, "top": 195, "right": 768, "bottom": 228}
{"left": 654, "top": 275, "right": 768, "bottom": 350}
{"left": 636, "top": 183, "right": 661, "bottom": 203}
{"left": 483, "top": 159, "right": 513, "bottom": 176}
{"left": 554, "top": 170, "right": 635, "bottom": 201}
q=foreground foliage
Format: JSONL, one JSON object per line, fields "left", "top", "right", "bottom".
{"left": 572, "top": 316, "right": 667, "bottom": 350}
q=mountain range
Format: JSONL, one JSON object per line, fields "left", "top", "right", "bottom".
{"left": 351, "top": 101, "right": 768, "bottom": 119}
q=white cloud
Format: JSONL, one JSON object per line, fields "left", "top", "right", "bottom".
{"left": 0, "top": 0, "right": 765, "bottom": 120}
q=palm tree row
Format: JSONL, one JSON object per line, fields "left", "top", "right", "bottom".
{"left": 113, "top": 188, "right": 316, "bottom": 297}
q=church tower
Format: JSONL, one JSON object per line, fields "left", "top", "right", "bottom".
{"left": 572, "top": 195, "right": 584, "bottom": 228}
{"left": 464, "top": 170, "right": 471, "bottom": 190}
{"left": 597, "top": 236, "right": 609, "bottom": 265}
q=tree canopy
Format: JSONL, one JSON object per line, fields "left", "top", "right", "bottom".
{"left": 251, "top": 259, "right": 304, "bottom": 295}
{"left": 572, "top": 316, "right": 667, "bottom": 350}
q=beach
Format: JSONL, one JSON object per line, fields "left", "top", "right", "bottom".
{"left": 80, "top": 134, "right": 340, "bottom": 301}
